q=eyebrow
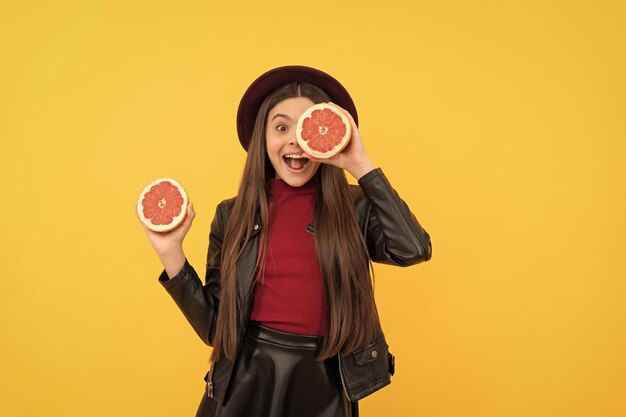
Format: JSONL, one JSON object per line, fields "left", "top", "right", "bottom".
{"left": 271, "top": 113, "right": 291, "bottom": 121}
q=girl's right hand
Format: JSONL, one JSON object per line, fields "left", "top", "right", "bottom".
{"left": 137, "top": 203, "right": 196, "bottom": 279}
{"left": 138, "top": 202, "right": 196, "bottom": 256}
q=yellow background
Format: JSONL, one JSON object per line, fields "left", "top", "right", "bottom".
{"left": 1, "top": 1, "right": 624, "bottom": 416}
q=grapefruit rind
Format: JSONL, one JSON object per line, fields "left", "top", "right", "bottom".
{"left": 296, "top": 102, "right": 352, "bottom": 159}
{"left": 136, "top": 177, "right": 188, "bottom": 233}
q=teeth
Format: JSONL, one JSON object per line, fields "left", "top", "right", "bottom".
{"left": 284, "top": 154, "right": 305, "bottom": 159}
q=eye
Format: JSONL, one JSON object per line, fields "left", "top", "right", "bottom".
{"left": 276, "top": 124, "right": 288, "bottom": 132}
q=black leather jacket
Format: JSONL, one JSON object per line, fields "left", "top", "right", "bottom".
{"left": 158, "top": 168, "right": 432, "bottom": 403}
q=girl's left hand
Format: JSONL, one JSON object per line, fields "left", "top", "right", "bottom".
{"left": 304, "top": 103, "right": 375, "bottom": 181}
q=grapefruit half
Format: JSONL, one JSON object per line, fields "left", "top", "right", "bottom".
{"left": 137, "top": 178, "right": 188, "bottom": 232}
{"left": 296, "top": 102, "right": 352, "bottom": 159}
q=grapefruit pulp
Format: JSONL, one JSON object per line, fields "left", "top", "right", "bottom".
{"left": 296, "top": 102, "right": 351, "bottom": 159}
{"left": 137, "top": 178, "right": 188, "bottom": 232}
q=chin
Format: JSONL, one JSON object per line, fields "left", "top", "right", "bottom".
{"left": 276, "top": 166, "right": 320, "bottom": 187}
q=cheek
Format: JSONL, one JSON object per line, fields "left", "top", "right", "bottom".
{"left": 266, "top": 143, "right": 279, "bottom": 159}
{"left": 265, "top": 132, "right": 279, "bottom": 153}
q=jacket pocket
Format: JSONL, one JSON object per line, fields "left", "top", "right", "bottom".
{"left": 203, "top": 362, "right": 215, "bottom": 398}
{"left": 339, "top": 336, "right": 393, "bottom": 401}
{"left": 202, "top": 357, "right": 235, "bottom": 405}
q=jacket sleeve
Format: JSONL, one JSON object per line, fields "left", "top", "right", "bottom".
{"left": 357, "top": 168, "right": 432, "bottom": 266}
{"left": 157, "top": 203, "right": 224, "bottom": 346}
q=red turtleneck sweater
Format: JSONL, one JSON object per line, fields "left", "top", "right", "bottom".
{"left": 249, "top": 177, "right": 327, "bottom": 336}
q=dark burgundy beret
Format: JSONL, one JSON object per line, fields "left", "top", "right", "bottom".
{"left": 236, "top": 65, "right": 358, "bottom": 151}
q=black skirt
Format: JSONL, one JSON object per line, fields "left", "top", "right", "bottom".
{"left": 196, "top": 321, "right": 358, "bottom": 417}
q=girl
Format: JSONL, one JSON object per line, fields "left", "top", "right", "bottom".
{"left": 139, "top": 65, "right": 432, "bottom": 417}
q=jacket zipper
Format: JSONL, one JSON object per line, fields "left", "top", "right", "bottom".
{"left": 337, "top": 354, "right": 350, "bottom": 400}
{"left": 207, "top": 363, "right": 214, "bottom": 398}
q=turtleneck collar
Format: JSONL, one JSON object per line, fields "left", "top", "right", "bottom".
{"left": 269, "top": 176, "right": 318, "bottom": 196}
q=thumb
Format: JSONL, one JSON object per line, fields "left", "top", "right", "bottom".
{"left": 188, "top": 202, "right": 196, "bottom": 220}
{"left": 183, "top": 202, "right": 196, "bottom": 226}
{"left": 174, "top": 202, "right": 195, "bottom": 236}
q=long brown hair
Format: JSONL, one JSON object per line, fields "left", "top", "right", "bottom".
{"left": 211, "top": 82, "right": 379, "bottom": 362}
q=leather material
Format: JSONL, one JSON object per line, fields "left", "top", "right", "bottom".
{"left": 159, "top": 168, "right": 432, "bottom": 404}
{"left": 195, "top": 322, "right": 354, "bottom": 417}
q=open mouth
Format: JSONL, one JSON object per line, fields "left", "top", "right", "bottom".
{"left": 282, "top": 154, "right": 310, "bottom": 171}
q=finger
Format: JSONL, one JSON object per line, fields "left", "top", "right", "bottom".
{"left": 188, "top": 202, "right": 196, "bottom": 221}
{"left": 180, "top": 202, "right": 196, "bottom": 230}
{"left": 178, "top": 203, "right": 194, "bottom": 228}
